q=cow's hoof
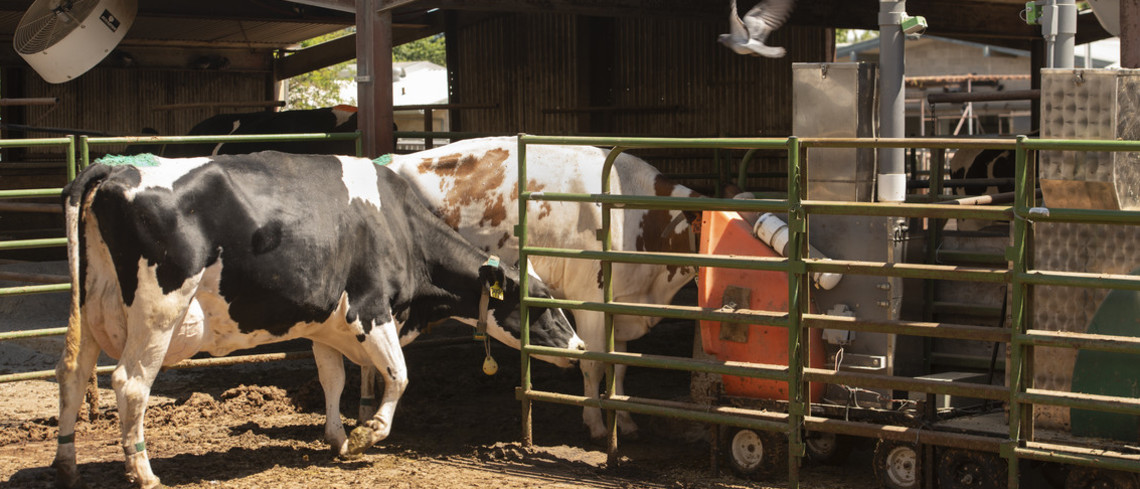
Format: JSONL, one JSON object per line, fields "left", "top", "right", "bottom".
{"left": 346, "top": 426, "right": 374, "bottom": 457}
{"left": 52, "top": 461, "right": 87, "bottom": 489}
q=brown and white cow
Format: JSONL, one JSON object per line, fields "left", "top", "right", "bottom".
{"left": 385, "top": 137, "right": 701, "bottom": 441}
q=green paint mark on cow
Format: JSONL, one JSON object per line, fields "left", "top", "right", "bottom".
{"left": 96, "top": 154, "right": 161, "bottom": 167}
{"left": 372, "top": 154, "right": 393, "bottom": 166}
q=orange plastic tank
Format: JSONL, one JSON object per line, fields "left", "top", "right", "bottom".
{"left": 698, "top": 210, "right": 825, "bottom": 402}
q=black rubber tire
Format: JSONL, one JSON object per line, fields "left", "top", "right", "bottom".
{"left": 721, "top": 427, "right": 788, "bottom": 481}
{"left": 1065, "top": 466, "right": 1139, "bottom": 489}
{"left": 873, "top": 440, "right": 923, "bottom": 489}
{"left": 804, "top": 431, "right": 855, "bottom": 465}
{"left": 936, "top": 448, "right": 1006, "bottom": 489}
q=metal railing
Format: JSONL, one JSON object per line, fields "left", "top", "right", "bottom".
{"left": 0, "top": 136, "right": 76, "bottom": 299}
{"left": 0, "top": 131, "right": 361, "bottom": 384}
{"left": 514, "top": 134, "right": 1140, "bottom": 488}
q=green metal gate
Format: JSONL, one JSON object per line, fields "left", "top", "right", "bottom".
{"left": 514, "top": 134, "right": 1140, "bottom": 488}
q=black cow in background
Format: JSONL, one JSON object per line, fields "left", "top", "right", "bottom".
{"left": 127, "top": 105, "right": 361, "bottom": 157}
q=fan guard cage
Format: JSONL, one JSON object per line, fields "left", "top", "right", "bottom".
{"left": 14, "top": 0, "right": 101, "bottom": 54}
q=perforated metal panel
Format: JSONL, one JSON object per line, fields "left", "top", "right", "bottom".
{"left": 1033, "top": 69, "right": 1140, "bottom": 431}
{"left": 1039, "top": 69, "right": 1140, "bottom": 210}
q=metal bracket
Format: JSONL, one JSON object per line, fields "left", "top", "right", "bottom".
{"left": 718, "top": 286, "right": 751, "bottom": 343}
{"left": 1024, "top": 1, "right": 1042, "bottom": 25}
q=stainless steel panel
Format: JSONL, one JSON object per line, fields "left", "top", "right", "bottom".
{"left": 1040, "top": 68, "right": 1140, "bottom": 210}
{"left": 793, "top": 62, "right": 879, "bottom": 202}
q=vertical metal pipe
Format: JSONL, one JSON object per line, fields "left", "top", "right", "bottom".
{"left": 601, "top": 148, "right": 624, "bottom": 461}
{"left": 1041, "top": 0, "right": 1077, "bottom": 68}
{"left": 79, "top": 135, "right": 90, "bottom": 171}
{"left": 1007, "top": 135, "right": 1032, "bottom": 488}
{"left": 785, "top": 137, "right": 804, "bottom": 488}
{"left": 66, "top": 135, "right": 76, "bottom": 182}
{"left": 517, "top": 135, "right": 533, "bottom": 446}
{"left": 878, "top": 0, "right": 907, "bottom": 202}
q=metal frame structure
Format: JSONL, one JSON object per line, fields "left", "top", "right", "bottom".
{"left": 5, "top": 131, "right": 1140, "bottom": 486}
{"left": 514, "top": 134, "right": 1140, "bottom": 488}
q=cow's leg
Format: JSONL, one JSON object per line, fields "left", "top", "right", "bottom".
{"left": 312, "top": 342, "right": 348, "bottom": 456}
{"left": 576, "top": 310, "right": 611, "bottom": 442}
{"left": 345, "top": 319, "right": 408, "bottom": 457}
{"left": 53, "top": 324, "right": 102, "bottom": 489}
{"left": 358, "top": 366, "right": 379, "bottom": 422}
{"left": 580, "top": 314, "right": 641, "bottom": 442}
{"left": 612, "top": 340, "right": 639, "bottom": 438}
{"left": 113, "top": 293, "right": 194, "bottom": 489}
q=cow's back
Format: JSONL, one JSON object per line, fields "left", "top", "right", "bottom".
{"left": 388, "top": 137, "right": 698, "bottom": 305}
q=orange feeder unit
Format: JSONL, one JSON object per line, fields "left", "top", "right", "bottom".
{"left": 698, "top": 210, "right": 825, "bottom": 402}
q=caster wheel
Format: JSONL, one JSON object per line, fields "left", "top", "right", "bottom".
{"left": 874, "top": 440, "right": 923, "bottom": 489}
{"left": 721, "top": 427, "right": 787, "bottom": 481}
{"left": 936, "top": 448, "right": 1006, "bottom": 489}
{"left": 804, "top": 431, "right": 854, "bottom": 465}
{"left": 1065, "top": 466, "right": 1138, "bottom": 489}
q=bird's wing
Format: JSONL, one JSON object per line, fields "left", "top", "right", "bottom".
{"left": 728, "top": 0, "right": 750, "bottom": 42}
{"left": 742, "top": 0, "right": 796, "bottom": 40}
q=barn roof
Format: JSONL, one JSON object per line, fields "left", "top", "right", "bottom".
{"left": 0, "top": 0, "right": 1116, "bottom": 54}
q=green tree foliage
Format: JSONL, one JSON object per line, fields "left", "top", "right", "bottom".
{"left": 284, "top": 31, "right": 446, "bottom": 110}
{"left": 285, "top": 28, "right": 355, "bottom": 110}
{"left": 836, "top": 29, "right": 877, "bottom": 44}
{"left": 394, "top": 34, "right": 446, "bottom": 66}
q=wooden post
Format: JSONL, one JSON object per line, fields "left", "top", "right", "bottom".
{"left": 1124, "top": 0, "right": 1140, "bottom": 68}
{"left": 356, "top": 0, "right": 395, "bottom": 158}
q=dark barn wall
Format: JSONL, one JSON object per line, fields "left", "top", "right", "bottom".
{"left": 451, "top": 12, "right": 829, "bottom": 194}
{"left": 8, "top": 67, "right": 272, "bottom": 158}
{"left": 0, "top": 66, "right": 270, "bottom": 250}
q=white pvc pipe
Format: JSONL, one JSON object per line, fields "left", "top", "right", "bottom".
{"left": 750, "top": 212, "right": 844, "bottom": 291}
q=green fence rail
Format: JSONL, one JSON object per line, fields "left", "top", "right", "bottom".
{"left": 515, "top": 134, "right": 1140, "bottom": 489}
{"left": 0, "top": 137, "right": 75, "bottom": 302}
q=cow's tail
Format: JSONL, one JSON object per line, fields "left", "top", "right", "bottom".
{"left": 59, "top": 165, "right": 112, "bottom": 371}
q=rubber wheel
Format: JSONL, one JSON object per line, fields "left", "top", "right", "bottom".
{"left": 873, "top": 440, "right": 923, "bottom": 489}
{"left": 936, "top": 448, "right": 1006, "bottom": 489}
{"left": 804, "top": 431, "right": 854, "bottom": 465}
{"left": 722, "top": 427, "right": 788, "bottom": 481}
{"left": 1065, "top": 466, "right": 1138, "bottom": 489}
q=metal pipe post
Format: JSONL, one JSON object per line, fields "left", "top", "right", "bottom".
{"left": 517, "top": 136, "right": 534, "bottom": 446}
{"left": 878, "top": 0, "right": 907, "bottom": 202}
{"left": 1041, "top": 0, "right": 1077, "bottom": 68}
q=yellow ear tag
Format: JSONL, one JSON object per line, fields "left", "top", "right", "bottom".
{"left": 482, "top": 355, "right": 499, "bottom": 375}
{"left": 489, "top": 281, "right": 504, "bottom": 300}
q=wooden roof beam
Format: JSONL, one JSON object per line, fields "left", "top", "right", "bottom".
{"left": 274, "top": 23, "right": 442, "bottom": 80}
{"left": 282, "top": 0, "right": 356, "bottom": 13}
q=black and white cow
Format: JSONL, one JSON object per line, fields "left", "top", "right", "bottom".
{"left": 133, "top": 106, "right": 359, "bottom": 157}
{"left": 948, "top": 147, "right": 1016, "bottom": 230}
{"left": 53, "top": 151, "right": 584, "bottom": 489}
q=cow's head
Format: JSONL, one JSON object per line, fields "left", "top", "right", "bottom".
{"left": 478, "top": 260, "right": 584, "bottom": 367}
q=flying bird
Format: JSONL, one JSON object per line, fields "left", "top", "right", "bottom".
{"left": 718, "top": 0, "right": 796, "bottom": 58}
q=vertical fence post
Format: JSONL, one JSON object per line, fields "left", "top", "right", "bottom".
{"left": 65, "top": 135, "right": 77, "bottom": 182}
{"left": 785, "top": 136, "right": 805, "bottom": 488}
{"left": 1006, "top": 135, "right": 1032, "bottom": 488}
{"left": 79, "top": 135, "right": 90, "bottom": 171}
{"left": 517, "top": 135, "right": 534, "bottom": 447}
{"left": 601, "top": 148, "right": 624, "bottom": 461}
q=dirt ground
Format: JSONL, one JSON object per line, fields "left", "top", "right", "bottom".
{"left": 0, "top": 319, "right": 881, "bottom": 489}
